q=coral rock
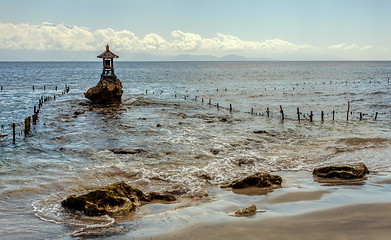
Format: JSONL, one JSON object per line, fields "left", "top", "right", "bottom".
{"left": 313, "top": 163, "right": 369, "bottom": 179}
{"left": 228, "top": 173, "right": 282, "bottom": 189}
{"left": 84, "top": 77, "right": 123, "bottom": 104}
{"left": 234, "top": 204, "right": 257, "bottom": 217}
{"left": 61, "top": 181, "right": 175, "bottom": 216}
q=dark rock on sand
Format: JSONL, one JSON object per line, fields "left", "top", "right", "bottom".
{"left": 61, "top": 181, "right": 176, "bottom": 216}
{"left": 226, "top": 173, "right": 282, "bottom": 189}
{"left": 73, "top": 110, "right": 85, "bottom": 116}
{"left": 234, "top": 204, "right": 257, "bottom": 217}
{"left": 146, "top": 192, "right": 176, "bottom": 202}
{"left": 253, "top": 130, "right": 276, "bottom": 137}
{"left": 111, "top": 148, "right": 146, "bottom": 154}
{"left": 313, "top": 163, "right": 369, "bottom": 179}
{"left": 84, "top": 77, "right": 123, "bottom": 104}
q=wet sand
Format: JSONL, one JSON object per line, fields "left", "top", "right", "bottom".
{"left": 138, "top": 171, "right": 391, "bottom": 240}
{"left": 149, "top": 202, "right": 391, "bottom": 240}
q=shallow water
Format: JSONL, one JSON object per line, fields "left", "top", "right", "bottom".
{"left": 0, "top": 61, "right": 391, "bottom": 239}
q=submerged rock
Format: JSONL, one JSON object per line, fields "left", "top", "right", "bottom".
{"left": 61, "top": 181, "right": 175, "bottom": 216}
{"left": 111, "top": 148, "right": 146, "bottom": 154}
{"left": 84, "top": 77, "right": 123, "bottom": 104}
{"left": 234, "top": 204, "right": 257, "bottom": 217}
{"left": 313, "top": 163, "right": 369, "bottom": 179}
{"left": 226, "top": 173, "right": 282, "bottom": 189}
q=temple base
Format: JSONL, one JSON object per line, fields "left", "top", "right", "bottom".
{"left": 84, "top": 74, "right": 123, "bottom": 104}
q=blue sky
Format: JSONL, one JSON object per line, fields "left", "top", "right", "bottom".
{"left": 0, "top": 0, "right": 390, "bottom": 60}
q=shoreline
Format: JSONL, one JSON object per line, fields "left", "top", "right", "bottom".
{"left": 135, "top": 171, "right": 391, "bottom": 240}
{"left": 147, "top": 202, "right": 391, "bottom": 240}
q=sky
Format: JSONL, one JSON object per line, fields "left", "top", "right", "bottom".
{"left": 0, "top": 0, "right": 390, "bottom": 61}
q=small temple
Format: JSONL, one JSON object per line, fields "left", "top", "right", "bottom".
{"left": 84, "top": 44, "right": 123, "bottom": 104}
{"left": 97, "top": 44, "right": 119, "bottom": 82}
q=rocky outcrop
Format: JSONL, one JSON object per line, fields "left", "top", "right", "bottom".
{"left": 226, "top": 173, "right": 282, "bottom": 189}
{"left": 313, "top": 163, "right": 369, "bottom": 179}
{"left": 84, "top": 77, "right": 123, "bottom": 104}
{"left": 61, "top": 181, "right": 175, "bottom": 216}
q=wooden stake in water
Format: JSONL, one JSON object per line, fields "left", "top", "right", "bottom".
{"left": 332, "top": 110, "right": 335, "bottom": 121}
{"left": 375, "top": 112, "right": 378, "bottom": 120}
{"left": 280, "top": 105, "right": 284, "bottom": 121}
{"left": 251, "top": 108, "right": 254, "bottom": 115}
{"left": 297, "top": 107, "right": 300, "bottom": 122}
{"left": 321, "top": 111, "right": 324, "bottom": 121}
{"left": 33, "top": 113, "right": 38, "bottom": 125}
{"left": 267, "top": 107, "right": 270, "bottom": 117}
{"left": 24, "top": 117, "right": 31, "bottom": 136}
{"left": 229, "top": 104, "right": 232, "bottom": 113}
{"left": 347, "top": 101, "right": 350, "bottom": 121}
{"left": 360, "top": 112, "right": 363, "bottom": 121}
{"left": 217, "top": 103, "right": 219, "bottom": 109}
{"left": 12, "top": 123, "right": 16, "bottom": 143}
{"left": 310, "top": 111, "right": 313, "bottom": 122}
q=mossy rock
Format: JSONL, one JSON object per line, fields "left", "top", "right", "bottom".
{"left": 84, "top": 77, "right": 123, "bottom": 104}
{"left": 228, "top": 173, "right": 282, "bottom": 189}
{"left": 61, "top": 181, "right": 175, "bottom": 216}
{"left": 313, "top": 163, "right": 369, "bottom": 179}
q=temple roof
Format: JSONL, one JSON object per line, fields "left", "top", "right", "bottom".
{"left": 97, "top": 44, "right": 119, "bottom": 59}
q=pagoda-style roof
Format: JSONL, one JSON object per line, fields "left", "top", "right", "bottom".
{"left": 97, "top": 44, "right": 119, "bottom": 59}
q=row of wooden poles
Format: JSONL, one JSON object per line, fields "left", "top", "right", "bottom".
{"left": 1, "top": 85, "right": 70, "bottom": 143}
{"left": 149, "top": 89, "right": 389, "bottom": 123}
{"left": 1, "top": 85, "right": 62, "bottom": 91}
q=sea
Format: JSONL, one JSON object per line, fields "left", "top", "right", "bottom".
{"left": 0, "top": 61, "right": 391, "bottom": 239}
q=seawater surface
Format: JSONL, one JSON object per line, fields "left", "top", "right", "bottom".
{"left": 0, "top": 61, "right": 391, "bottom": 239}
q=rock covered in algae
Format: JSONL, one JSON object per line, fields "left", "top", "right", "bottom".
{"left": 227, "top": 173, "right": 282, "bottom": 189}
{"left": 61, "top": 181, "right": 176, "bottom": 216}
{"left": 84, "top": 77, "right": 123, "bottom": 104}
{"left": 234, "top": 204, "right": 257, "bottom": 217}
{"left": 313, "top": 163, "right": 369, "bottom": 179}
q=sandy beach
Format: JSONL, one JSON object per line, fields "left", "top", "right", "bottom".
{"left": 150, "top": 202, "right": 391, "bottom": 240}
{"left": 139, "top": 171, "right": 391, "bottom": 240}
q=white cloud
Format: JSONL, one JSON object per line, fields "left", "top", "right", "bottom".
{"left": 171, "top": 30, "right": 203, "bottom": 51}
{"left": 361, "top": 45, "right": 373, "bottom": 51}
{"left": 0, "top": 22, "right": 385, "bottom": 60}
{"left": 0, "top": 22, "right": 96, "bottom": 51}
{"left": 328, "top": 43, "right": 347, "bottom": 49}
{"left": 328, "top": 43, "right": 371, "bottom": 51}
{"left": 0, "top": 22, "right": 316, "bottom": 53}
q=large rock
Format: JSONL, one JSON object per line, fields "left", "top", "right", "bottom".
{"left": 313, "top": 163, "right": 369, "bottom": 179}
{"left": 84, "top": 77, "right": 123, "bottom": 104}
{"left": 61, "top": 181, "right": 175, "bottom": 216}
{"left": 227, "top": 173, "right": 282, "bottom": 189}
